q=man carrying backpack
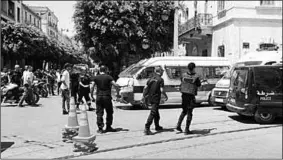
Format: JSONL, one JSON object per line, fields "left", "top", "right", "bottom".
{"left": 176, "top": 62, "right": 201, "bottom": 135}
{"left": 142, "top": 67, "right": 168, "bottom": 135}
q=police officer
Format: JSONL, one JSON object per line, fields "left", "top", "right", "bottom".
{"left": 91, "top": 65, "right": 120, "bottom": 134}
{"left": 142, "top": 67, "right": 168, "bottom": 135}
{"left": 176, "top": 62, "right": 201, "bottom": 135}
{"left": 77, "top": 70, "right": 95, "bottom": 111}
{"left": 70, "top": 69, "right": 80, "bottom": 107}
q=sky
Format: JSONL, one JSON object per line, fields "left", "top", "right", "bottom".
{"left": 24, "top": 1, "right": 77, "bottom": 37}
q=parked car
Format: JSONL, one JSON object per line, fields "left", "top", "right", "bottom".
{"left": 226, "top": 64, "right": 282, "bottom": 124}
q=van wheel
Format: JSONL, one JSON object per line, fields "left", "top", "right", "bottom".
{"left": 254, "top": 110, "right": 275, "bottom": 124}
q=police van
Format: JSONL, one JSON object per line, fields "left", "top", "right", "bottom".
{"left": 211, "top": 50, "right": 282, "bottom": 109}
{"left": 226, "top": 64, "right": 282, "bottom": 124}
{"left": 116, "top": 56, "right": 231, "bottom": 108}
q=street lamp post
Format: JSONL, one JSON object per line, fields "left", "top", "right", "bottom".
{"left": 173, "top": 1, "right": 179, "bottom": 56}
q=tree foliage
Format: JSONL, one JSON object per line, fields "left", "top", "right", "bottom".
{"left": 1, "top": 22, "right": 87, "bottom": 65}
{"left": 73, "top": 0, "right": 174, "bottom": 68}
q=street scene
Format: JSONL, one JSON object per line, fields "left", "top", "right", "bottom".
{"left": 1, "top": 0, "right": 282, "bottom": 159}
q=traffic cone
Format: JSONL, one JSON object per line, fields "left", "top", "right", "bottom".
{"left": 73, "top": 104, "right": 96, "bottom": 152}
{"left": 62, "top": 97, "right": 79, "bottom": 143}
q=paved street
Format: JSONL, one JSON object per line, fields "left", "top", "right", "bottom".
{"left": 1, "top": 95, "right": 282, "bottom": 159}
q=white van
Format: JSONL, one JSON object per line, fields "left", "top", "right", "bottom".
{"left": 211, "top": 50, "right": 282, "bottom": 109}
{"left": 116, "top": 56, "right": 231, "bottom": 108}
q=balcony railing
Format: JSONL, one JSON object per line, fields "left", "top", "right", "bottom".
{"left": 179, "top": 13, "right": 212, "bottom": 36}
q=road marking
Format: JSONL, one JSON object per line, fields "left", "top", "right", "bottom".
{"left": 53, "top": 125, "right": 281, "bottom": 159}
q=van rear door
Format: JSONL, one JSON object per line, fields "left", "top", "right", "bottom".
{"left": 229, "top": 67, "right": 250, "bottom": 108}
{"left": 254, "top": 66, "right": 283, "bottom": 111}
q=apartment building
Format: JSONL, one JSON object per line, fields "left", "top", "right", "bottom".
{"left": 22, "top": 3, "right": 41, "bottom": 30}
{"left": 28, "top": 6, "right": 59, "bottom": 40}
{"left": 178, "top": 0, "right": 282, "bottom": 63}
{"left": 1, "top": 0, "right": 22, "bottom": 24}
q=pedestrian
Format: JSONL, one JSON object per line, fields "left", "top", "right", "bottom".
{"left": 18, "top": 66, "right": 35, "bottom": 107}
{"left": 77, "top": 70, "right": 95, "bottom": 111}
{"left": 1, "top": 67, "right": 9, "bottom": 85}
{"left": 176, "top": 62, "right": 201, "bottom": 135}
{"left": 47, "top": 69, "right": 56, "bottom": 96}
{"left": 91, "top": 65, "right": 121, "bottom": 134}
{"left": 56, "top": 69, "right": 61, "bottom": 95}
{"left": 142, "top": 67, "right": 168, "bottom": 135}
{"left": 61, "top": 63, "right": 72, "bottom": 115}
{"left": 9, "top": 65, "right": 22, "bottom": 87}
{"left": 70, "top": 69, "right": 80, "bottom": 107}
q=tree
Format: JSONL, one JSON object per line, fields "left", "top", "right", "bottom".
{"left": 73, "top": 0, "right": 175, "bottom": 77}
{"left": 1, "top": 22, "right": 86, "bottom": 69}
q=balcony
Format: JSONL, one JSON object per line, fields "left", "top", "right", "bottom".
{"left": 179, "top": 13, "right": 213, "bottom": 37}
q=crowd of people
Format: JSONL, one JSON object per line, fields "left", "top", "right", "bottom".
{"left": 1, "top": 62, "right": 201, "bottom": 136}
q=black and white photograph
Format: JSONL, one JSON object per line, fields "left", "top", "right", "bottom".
{"left": 0, "top": 0, "right": 282, "bottom": 159}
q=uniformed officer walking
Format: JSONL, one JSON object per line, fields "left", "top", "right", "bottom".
{"left": 91, "top": 65, "right": 120, "bottom": 134}
{"left": 142, "top": 67, "right": 168, "bottom": 135}
{"left": 176, "top": 62, "right": 201, "bottom": 135}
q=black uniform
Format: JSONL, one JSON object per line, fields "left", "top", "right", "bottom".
{"left": 92, "top": 73, "right": 114, "bottom": 130}
{"left": 177, "top": 72, "right": 201, "bottom": 133}
{"left": 70, "top": 72, "right": 80, "bottom": 104}
{"left": 144, "top": 73, "right": 164, "bottom": 130}
{"left": 78, "top": 74, "right": 91, "bottom": 107}
{"left": 9, "top": 70, "right": 22, "bottom": 86}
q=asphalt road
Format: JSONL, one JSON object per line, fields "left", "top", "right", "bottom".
{"left": 1, "top": 95, "right": 282, "bottom": 159}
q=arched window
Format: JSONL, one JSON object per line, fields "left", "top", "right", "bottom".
{"left": 217, "top": 45, "right": 225, "bottom": 57}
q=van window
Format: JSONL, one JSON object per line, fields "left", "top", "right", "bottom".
{"left": 165, "top": 66, "right": 229, "bottom": 80}
{"left": 235, "top": 61, "right": 262, "bottom": 67}
{"left": 140, "top": 67, "right": 155, "bottom": 79}
{"left": 231, "top": 69, "right": 249, "bottom": 89}
{"left": 254, "top": 67, "right": 282, "bottom": 94}
{"left": 119, "top": 66, "right": 143, "bottom": 77}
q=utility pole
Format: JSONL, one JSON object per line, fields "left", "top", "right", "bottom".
{"left": 173, "top": 1, "right": 179, "bottom": 56}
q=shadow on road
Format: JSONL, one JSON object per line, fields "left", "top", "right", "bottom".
{"left": 1, "top": 104, "right": 42, "bottom": 108}
{"left": 191, "top": 128, "right": 217, "bottom": 135}
{"left": 116, "top": 103, "right": 212, "bottom": 110}
{"left": 228, "top": 115, "right": 283, "bottom": 125}
{"left": 1, "top": 141, "right": 14, "bottom": 153}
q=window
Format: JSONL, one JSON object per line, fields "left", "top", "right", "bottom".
{"left": 260, "top": 0, "right": 275, "bottom": 5}
{"left": 29, "top": 15, "right": 31, "bottom": 23}
{"left": 34, "top": 17, "right": 36, "bottom": 25}
{"left": 1, "top": 0, "right": 8, "bottom": 13}
{"left": 17, "top": 7, "right": 20, "bottom": 22}
{"left": 165, "top": 66, "right": 229, "bottom": 80}
{"left": 185, "top": 8, "right": 189, "bottom": 20}
{"left": 243, "top": 42, "right": 250, "bottom": 49}
{"left": 231, "top": 69, "right": 249, "bottom": 90}
{"left": 8, "top": 0, "right": 15, "bottom": 19}
{"left": 254, "top": 67, "right": 282, "bottom": 94}
{"left": 217, "top": 0, "right": 225, "bottom": 12}
{"left": 140, "top": 67, "right": 155, "bottom": 79}
{"left": 217, "top": 45, "right": 225, "bottom": 57}
{"left": 25, "top": 11, "right": 27, "bottom": 21}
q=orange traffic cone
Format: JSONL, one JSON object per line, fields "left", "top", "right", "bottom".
{"left": 73, "top": 104, "right": 96, "bottom": 152}
{"left": 66, "top": 98, "right": 79, "bottom": 129}
{"left": 62, "top": 97, "right": 79, "bottom": 143}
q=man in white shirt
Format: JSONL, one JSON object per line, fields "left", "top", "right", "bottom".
{"left": 61, "top": 63, "right": 72, "bottom": 115}
{"left": 18, "top": 66, "right": 35, "bottom": 107}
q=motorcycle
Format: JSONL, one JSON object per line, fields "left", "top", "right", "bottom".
{"left": 33, "top": 79, "right": 48, "bottom": 98}
{"left": 1, "top": 83, "right": 40, "bottom": 105}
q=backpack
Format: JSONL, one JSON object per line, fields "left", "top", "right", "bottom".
{"left": 143, "top": 77, "right": 159, "bottom": 105}
{"left": 180, "top": 72, "right": 199, "bottom": 95}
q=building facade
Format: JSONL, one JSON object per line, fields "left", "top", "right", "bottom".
{"left": 21, "top": 3, "right": 41, "bottom": 30}
{"left": 1, "top": 0, "right": 22, "bottom": 24}
{"left": 178, "top": 0, "right": 282, "bottom": 63}
{"left": 28, "top": 6, "right": 59, "bottom": 40}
